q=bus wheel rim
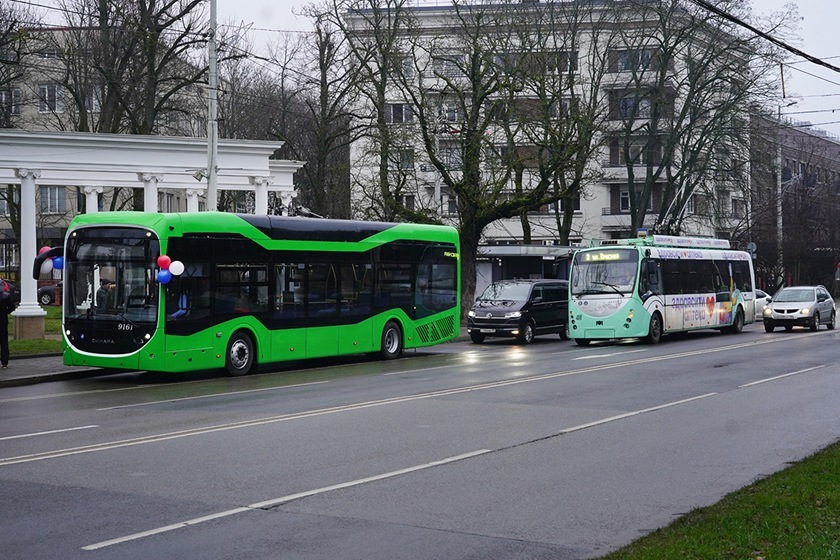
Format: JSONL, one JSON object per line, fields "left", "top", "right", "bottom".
{"left": 384, "top": 329, "right": 399, "bottom": 353}
{"left": 230, "top": 340, "right": 250, "bottom": 369}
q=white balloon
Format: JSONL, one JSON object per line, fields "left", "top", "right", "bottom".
{"left": 40, "top": 259, "right": 54, "bottom": 275}
{"left": 169, "top": 260, "right": 185, "bottom": 275}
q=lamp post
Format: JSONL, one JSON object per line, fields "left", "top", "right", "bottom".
{"left": 205, "top": 0, "right": 219, "bottom": 211}
{"left": 776, "top": 101, "right": 796, "bottom": 288}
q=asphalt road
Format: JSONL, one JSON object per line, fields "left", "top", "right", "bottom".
{"left": 1, "top": 322, "right": 838, "bottom": 559}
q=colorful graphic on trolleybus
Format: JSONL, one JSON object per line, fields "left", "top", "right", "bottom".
{"left": 47, "top": 212, "right": 460, "bottom": 376}
{"left": 568, "top": 235, "right": 756, "bottom": 345}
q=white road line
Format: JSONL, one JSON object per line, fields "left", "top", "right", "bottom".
{"left": 0, "top": 425, "right": 98, "bottom": 441}
{"left": 571, "top": 349, "right": 647, "bottom": 360}
{"left": 738, "top": 365, "right": 826, "bottom": 388}
{"left": 81, "top": 450, "right": 491, "bottom": 551}
{"left": 95, "top": 381, "right": 330, "bottom": 410}
{"left": 559, "top": 393, "right": 718, "bottom": 433}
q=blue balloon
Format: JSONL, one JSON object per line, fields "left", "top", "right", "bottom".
{"left": 157, "top": 269, "right": 173, "bottom": 284}
{"left": 52, "top": 256, "right": 64, "bottom": 270}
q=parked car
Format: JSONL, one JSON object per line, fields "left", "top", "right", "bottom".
{"left": 38, "top": 281, "right": 62, "bottom": 306}
{"left": 754, "top": 288, "right": 771, "bottom": 317}
{"left": 467, "top": 279, "right": 569, "bottom": 344}
{"left": 0, "top": 278, "right": 20, "bottom": 304}
{"left": 763, "top": 285, "right": 835, "bottom": 332}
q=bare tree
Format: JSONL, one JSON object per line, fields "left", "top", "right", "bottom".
{"left": 607, "top": 0, "right": 785, "bottom": 238}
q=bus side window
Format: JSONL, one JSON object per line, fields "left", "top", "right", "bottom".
{"left": 640, "top": 259, "right": 662, "bottom": 296}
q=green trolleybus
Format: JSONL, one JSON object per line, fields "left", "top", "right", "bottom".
{"left": 568, "top": 234, "right": 756, "bottom": 345}
{"left": 44, "top": 212, "right": 460, "bottom": 376}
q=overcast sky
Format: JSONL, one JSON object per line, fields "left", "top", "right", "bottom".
{"left": 216, "top": 0, "right": 840, "bottom": 137}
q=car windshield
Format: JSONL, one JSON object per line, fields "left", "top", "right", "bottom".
{"left": 478, "top": 282, "right": 532, "bottom": 302}
{"left": 774, "top": 288, "right": 815, "bottom": 303}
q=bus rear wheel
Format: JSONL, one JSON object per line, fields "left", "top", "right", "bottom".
{"left": 645, "top": 313, "right": 662, "bottom": 344}
{"left": 225, "top": 330, "right": 255, "bottom": 376}
{"left": 380, "top": 321, "right": 403, "bottom": 360}
{"left": 574, "top": 338, "right": 591, "bottom": 346}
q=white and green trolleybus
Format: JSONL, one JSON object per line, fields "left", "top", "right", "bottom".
{"left": 37, "top": 212, "right": 460, "bottom": 376}
{"left": 568, "top": 234, "right": 756, "bottom": 345}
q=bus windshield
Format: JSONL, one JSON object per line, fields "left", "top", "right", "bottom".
{"left": 571, "top": 248, "right": 639, "bottom": 296}
{"left": 65, "top": 227, "right": 160, "bottom": 324}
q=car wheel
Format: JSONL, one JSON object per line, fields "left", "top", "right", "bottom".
{"left": 469, "top": 332, "right": 486, "bottom": 344}
{"left": 517, "top": 322, "right": 535, "bottom": 345}
{"left": 827, "top": 311, "right": 836, "bottom": 330}
{"left": 784, "top": 325, "right": 794, "bottom": 332}
{"left": 225, "top": 330, "right": 255, "bottom": 376}
{"left": 39, "top": 291, "right": 53, "bottom": 306}
{"left": 645, "top": 312, "right": 662, "bottom": 344}
{"left": 810, "top": 312, "right": 820, "bottom": 332}
{"left": 380, "top": 321, "right": 403, "bottom": 359}
{"left": 764, "top": 322, "right": 775, "bottom": 333}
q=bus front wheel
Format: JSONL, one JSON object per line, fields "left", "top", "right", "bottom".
{"left": 380, "top": 321, "right": 403, "bottom": 360}
{"left": 225, "top": 330, "right": 255, "bottom": 376}
{"left": 645, "top": 313, "right": 662, "bottom": 344}
{"left": 727, "top": 307, "right": 744, "bottom": 334}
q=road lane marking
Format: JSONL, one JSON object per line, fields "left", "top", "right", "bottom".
{"left": 95, "top": 381, "right": 330, "bottom": 410}
{"left": 571, "top": 349, "right": 647, "bottom": 360}
{"left": 2, "top": 335, "right": 832, "bottom": 468}
{"left": 81, "top": 449, "right": 491, "bottom": 551}
{"left": 0, "top": 425, "right": 98, "bottom": 441}
{"left": 559, "top": 393, "right": 717, "bottom": 433}
{"left": 738, "top": 365, "right": 826, "bottom": 388}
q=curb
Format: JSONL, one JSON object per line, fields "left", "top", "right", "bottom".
{"left": 0, "top": 368, "right": 107, "bottom": 388}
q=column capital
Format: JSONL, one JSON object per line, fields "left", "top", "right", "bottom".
{"left": 138, "top": 172, "right": 164, "bottom": 183}
{"left": 82, "top": 186, "right": 104, "bottom": 195}
{"left": 185, "top": 188, "right": 204, "bottom": 198}
{"left": 249, "top": 175, "right": 275, "bottom": 187}
{"left": 15, "top": 168, "right": 41, "bottom": 180}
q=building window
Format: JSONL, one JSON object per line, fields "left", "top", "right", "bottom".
{"left": 618, "top": 94, "right": 651, "bottom": 119}
{"left": 384, "top": 103, "right": 413, "bottom": 124}
{"left": 38, "top": 84, "right": 65, "bottom": 113}
{"left": 616, "top": 49, "right": 653, "bottom": 72}
{"left": 619, "top": 189, "right": 652, "bottom": 212}
{"left": 441, "top": 145, "right": 463, "bottom": 170}
{"left": 446, "top": 195, "right": 458, "bottom": 215}
{"left": 389, "top": 149, "right": 414, "bottom": 171}
{"left": 85, "top": 86, "right": 101, "bottom": 112}
{"left": 0, "top": 88, "right": 21, "bottom": 115}
{"left": 401, "top": 195, "right": 415, "bottom": 211}
{"left": 685, "top": 195, "right": 695, "bottom": 215}
{"left": 158, "top": 192, "right": 176, "bottom": 212}
{"left": 433, "top": 55, "right": 465, "bottom": 77}
{"left": 40, "top": 186, "right": 66, "bottom": 214}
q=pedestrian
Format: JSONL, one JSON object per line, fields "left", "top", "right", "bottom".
{"left": 0, "top": 288, "right": 14, "bottom": 369}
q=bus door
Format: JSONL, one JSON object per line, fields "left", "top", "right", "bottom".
{"left": 305, "top": 262, "right": 339, "bottom": 358}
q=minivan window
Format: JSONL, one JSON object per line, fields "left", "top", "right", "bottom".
{"left": 478, "top": 282, "right": 532, "bottom": 301}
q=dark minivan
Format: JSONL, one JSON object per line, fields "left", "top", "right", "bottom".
{"left": 467, "top": 279, "right": 569, "bottom": 344}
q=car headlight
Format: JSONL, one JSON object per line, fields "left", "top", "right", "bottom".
{"left": 763, "top": 307, "right": 771, "bottom": 315}
{"left": 468, "top": 310, "right": 476, "bottom": 318}
{"left": 504, "top": 311, "right": 522, "bottom": 319}
{"left": 800, "top": 307, "right": 811, "bottom": 315}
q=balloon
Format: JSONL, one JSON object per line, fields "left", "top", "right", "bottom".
{"left": 157, "top": 269, "right": 172, "bottom": 284}
{"left": 169, "top": 260, "right": 184, "bottom": 276}
{"left": 40, "top": 259, "right": 54, "bottom": 275}
{"left": 157, "top": 255, "right": 171, "bottom": 270}
{"left": 52, "top": 256, "right": 64, "bottom": 270}
{"left": 39, "top": 246, "right": 51, "bottom": 254}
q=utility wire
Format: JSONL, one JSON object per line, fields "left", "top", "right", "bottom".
{"left": 688, "top": 0, "right": 840, "bottom": 74}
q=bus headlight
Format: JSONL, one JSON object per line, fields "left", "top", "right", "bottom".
{"left": 504, "top": 311, "right": 521, "bottom": 319}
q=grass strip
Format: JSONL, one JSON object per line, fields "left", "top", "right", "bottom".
{"left": 602, "top": 440, "right": 840, "bottom": 559}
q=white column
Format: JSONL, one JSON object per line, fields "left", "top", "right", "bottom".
{"left": 13, "top": 168, "right": 46, "bottom": 317}
{"left": 83, "top": 186, "right": 103, "bottom": 213}
{"left": 185, "top": 188, "right": 203, "bottom": 213}
{"left": 249, "top": 176, "right": 273, "bottom": 214}
{"left": 138, "top": 173, "right": 163, "bottom": 213}
{"left": 277, "top": 185, "right": 297, "bottom": 216}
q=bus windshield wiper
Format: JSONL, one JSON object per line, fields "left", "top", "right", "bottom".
{"left": 590, "top": 281, "right": 623, "bottom": 295}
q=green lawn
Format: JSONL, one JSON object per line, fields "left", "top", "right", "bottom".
{"left": 9, "top": 304, "right": 63, "bottom": 356}
{"left": 601, "top": 440, "right": 840, "bottom": 559}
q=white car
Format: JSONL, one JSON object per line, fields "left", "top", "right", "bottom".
{"left": 754, "top": 289, "right": 771, "bottom": 318}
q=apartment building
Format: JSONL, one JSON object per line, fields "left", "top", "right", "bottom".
{"left": 344, "top": 0, "right": 754, "bottom": 249}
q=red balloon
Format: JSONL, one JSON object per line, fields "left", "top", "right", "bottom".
{"left": 157, "top": 255, "right": 171, "bottom": 270}
{"left": 39, "top": 246, "right": 51, "bottom": 254}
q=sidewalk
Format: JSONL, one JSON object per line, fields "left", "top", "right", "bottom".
{"left": 0, "top": 353, "right": 106, "bottom": 388}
